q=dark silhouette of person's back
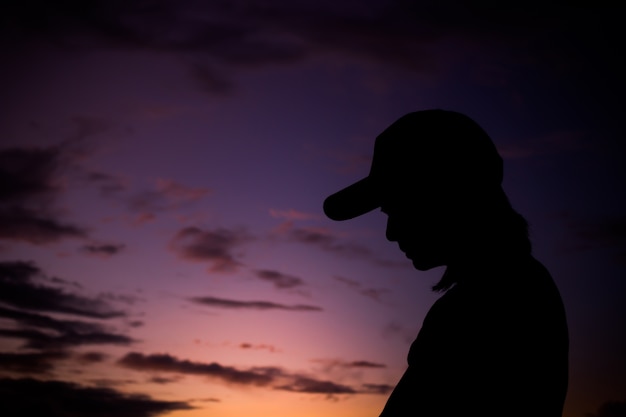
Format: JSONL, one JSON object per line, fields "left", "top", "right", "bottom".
{"left": 323, "top": 110, "right": 568, "bottom": 416}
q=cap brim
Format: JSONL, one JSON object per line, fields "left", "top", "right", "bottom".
{"left": 323, "top": 176, "right": 380, "bottom": 221}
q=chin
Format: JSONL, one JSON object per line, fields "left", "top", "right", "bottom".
{"left": 411, "top": 259, "right": 436, "bottom": 271}
{"left": 410, "top": 257, "right": 444, "bottom": 271}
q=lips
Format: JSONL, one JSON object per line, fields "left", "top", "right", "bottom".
{"left": 398, "top": 243, "right": 413, "bottom": 259}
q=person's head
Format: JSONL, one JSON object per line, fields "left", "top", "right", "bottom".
{"left": 323, "top": 110, "right": 531, "bottom": 284}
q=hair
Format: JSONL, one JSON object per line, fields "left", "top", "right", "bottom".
{"left": 431, "top": 187, "right": 532, "bottom": 292}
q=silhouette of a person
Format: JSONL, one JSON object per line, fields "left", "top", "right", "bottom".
{"left": 323, "top": 110, "right": 569, "bottom": 417}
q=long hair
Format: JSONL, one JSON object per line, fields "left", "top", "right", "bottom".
{"left": 432, "top": 187, "right": 532, "bottom": 292}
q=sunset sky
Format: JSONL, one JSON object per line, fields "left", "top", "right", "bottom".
{"left": 1, "top": 2, "right": 625, "bottom": 417}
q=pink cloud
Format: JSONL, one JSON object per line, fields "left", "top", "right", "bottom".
{"left": 169, "top": 226, "right": 253, "bottom": 273}
{"left": 269, "top": 208, "right": 320, "bottom": 221}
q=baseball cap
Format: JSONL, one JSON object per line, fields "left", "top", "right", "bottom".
{"left": 323, "top": 109, "right": 504, "bottom": 221}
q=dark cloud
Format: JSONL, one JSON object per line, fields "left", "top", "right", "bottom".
{"left": 0, "top": 145, "right": 87, "bottom": 244}
{"left": 382, "top": 320, "right": 416, "bottom": 345}
{"left": 118, "top": 352, "right": 276, "bottom": 386}
{"left": 254, "top": 269, "right": 306, "bottom": 289}
{"left": 84, "top": 171, "right": 127, "bottom": 197}
{"left": 5, "top": 2, "right": 622, "bottom": 103}
{"left": 0, "top": 377, "right": 192, "bottom": 417}
{"left": 81, "top": 242, "right": 126, "bottom": 258}
{"left": 586, "top": 400, "right": 626, "bottom": 417}
{"left": 0, "top": 145, "right": 62, "bottom": 203}
{"left": 148, "top": 376, "right": 180, "bottom": 385}
{"left": 118, "top": 351, "right": 383, "bottom": 396}
{"left": 170, "top": 226, "right": 252, "bottom": 272}
{"left": 65, "top": 115, "right": 111, "bottom": 144}
{"left": 334, "top": 275, "right": 390, "bottom": 302}
{"left": 288, "top": 226, "right": 406, "bottom": 268}
{"left": 189, "top": 295, "right": 322, "bottom": 312}
{"left": 312, "top": 358, "right": 386, "bottom": 370}
{"left": 0, "top": 351, "right": 69, "bottom": 375}
{"left": 269, "top": 208, "right": 320, "bottom": 221}
{"left": 196, "top": 397, "right": 221, "bottom": 403}
{"left": 129, "top": 179, "right": 211, "bottom": 214}
{"left": 0, "top": 319, "right": 134, "bottom": 351}
{"left": 275, "top": 375, "right": 356, "bottom": 394}
{"left": 189, "top": 62, "right": 234, "bottom": 95}
{"left": 0, "top": 305, "right": 97, "bottom": 334}
{"left": 3, "top": 2, "right": 607, "bottom": 66}
{"left": 0, "top": 262, "right": 134, "bottom": 356}
{"left": 99, "top": 292, "right": 142, "bottom": 306}
{"left": 239, "top": 343, "right": 279, "bottom": 353}
{"left": 345, "top": 360, "right": 386, "bottom": 368}
{"left": 0, "top": 206, "right": 87, "bottom": 244}
{"left": 360, "top": 383, "right": 394, "bottom": 395}
{"left": 75, "top": 351, "right": 109, "bottom": 364}
{"left": 88, "top": 378, "right": 137, "bottom": 388}
{"left": 0, "top": 261, "right": 126, "bottom": 319}
{"left": 289, "top": 227, "right": 370, "bottom": 258}
{"left": 0, "top": 308, "right": 133, "bottom": 351}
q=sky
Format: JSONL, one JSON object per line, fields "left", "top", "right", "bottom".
{"left": 1, "top": 1, "right": 625, "bottom": 416}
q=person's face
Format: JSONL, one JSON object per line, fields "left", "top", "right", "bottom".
{"left": 381, "top": 192, "right": 452, "bottom": 271}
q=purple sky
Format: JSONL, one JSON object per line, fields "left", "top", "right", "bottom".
{"left": 1, "top": 2, "right": 625, "bottom": 417}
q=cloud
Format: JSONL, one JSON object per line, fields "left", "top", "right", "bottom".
{"left": 0, "top": 328, "right": 134, "bottom": 351}
{"left": 0, "top": 261, "right": 134, "bottom": 357}
{"left": 239, "top": 343, "right": 280, "bottom": 353}
{"left": 8, "top": 2, "right": 620, "bottom": 108}
{"left": 275, "top": 375, "right": 356, "bottom": 394}
{"left": 84, "top": 171, "right": 127, "bottom": 197}
{"left": 382, "top": 320, "right": 416, "bottom": 345}
{"left": 189, "top": 62, "right": 234, "bottom": 95}
{"left": 285, "top": 225, "right": 406, "bottom": 268}
{"left": 0, "top": 351, "right": 69, "bottom": 375}
{"left": 0, "top": 145, "right": 63, "bottom": 203}
{"left": 0, "top": 306, "right": 134, "bottom": 351}
{"left": 0, "top": 377, "right": 192, "bottom": 417}
{"left": 189, "top": 295, "right": 322, "bottom": 312}
{"left": 170, "top": 226, "right": 252, "bottom": 272}
{"left": 65, "top": 115, "right": 111, "bottom": 144}
{"left": 311, "top": 358, "right": 386, "bottom": 370}
{"left": 334, "top": 275, "right": 390, "bottom": 302}
{"left": 148, "top": 376, "right": 181, "bottom": 385}
{"left": 254, "top": 269, "right": 306, "bottom": 290}
{"left": 288, "top": 227, "right": 366, "bottom": 256}
{"left": 118, "top": 352, "right": 276, "bottom": 386}
{"left": 269, "top": 208, "right": 320, "bottom": 221}
{"left": 0, "top": 144, "right": 87, "bottom": 244}
{"left": 130, "top": 179, "right": 211, "bottom": 213}
{"left": 196, "top": 397, "right": 221, "bottom": 403}
{"left": 81, "top": 243, "right": 126, "bottom": 258}
{"left": 118, "top": 351, "right": 381, "bottom": 396}
{"left": 0, "top": 206, "right": 87, "bottom": 244}
{"left": 75, "top": 351, "right": 109, "bottom": 364}
{"left": 0, "top": 261, "right": 126, "bottom": 319}
{"left": 7, "top": 2, "right": 605, "bottom": 71}
{"left": 360, "top": 383, "right": 394, "bottom": 395}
